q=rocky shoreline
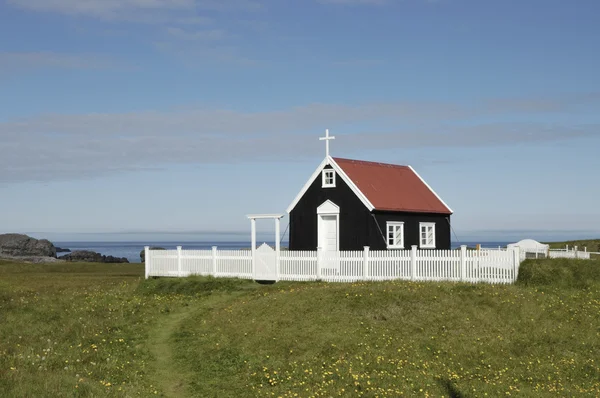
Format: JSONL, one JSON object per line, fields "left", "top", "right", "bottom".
{"left": 0, "top": 233, "right": 129, "bottom": 263}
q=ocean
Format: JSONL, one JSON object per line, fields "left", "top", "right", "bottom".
{"left": 53, "top": 241, "right": 512, "bottom": 263}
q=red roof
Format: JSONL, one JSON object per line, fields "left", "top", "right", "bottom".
{"left": 333, "top": 157, "right": 452, "bottom": 214}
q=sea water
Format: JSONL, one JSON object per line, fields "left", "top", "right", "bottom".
{"left": 53, "top": 241, "right": 511, "bottom": 263}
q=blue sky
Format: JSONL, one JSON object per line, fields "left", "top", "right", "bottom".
{"left": 1, "top": 0, "right": 599, "bottom": 243}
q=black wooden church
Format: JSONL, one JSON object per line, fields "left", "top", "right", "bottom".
{"left": 286, "top": 130, "right": 453, "bottom": 251}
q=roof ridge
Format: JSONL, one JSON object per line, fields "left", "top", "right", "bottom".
{"left": 332, "top": 157, "right": 409, "bottom": 169}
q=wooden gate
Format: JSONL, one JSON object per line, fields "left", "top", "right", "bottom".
{"left": 254, "top": 243, "right": 278, "bottom": 281}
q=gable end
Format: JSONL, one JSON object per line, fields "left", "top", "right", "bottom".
{"left": 286, "top": 156, "right": 375, "bottom": 214}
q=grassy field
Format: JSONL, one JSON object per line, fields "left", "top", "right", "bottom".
{"left": 1, "top": 258, "right": 599, "bottom": 397}
{"left": 544, "top": 238, "right": 600, "bottom": 252}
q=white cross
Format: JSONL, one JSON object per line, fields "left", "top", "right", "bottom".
{"left": 319, "top": 129, "right": 335, "bottom": 157}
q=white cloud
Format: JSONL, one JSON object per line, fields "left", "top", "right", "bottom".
{"left": 7, "top": 0, "right": 261, "bottom": 21}
{"left": 5, "top": 1, "right": 265, "bottom": 68}
{"left": 1, "top": 96, "right": 599, "bottom": 183}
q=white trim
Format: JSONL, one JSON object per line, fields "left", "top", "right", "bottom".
{"left": 286, "top": 157, "right": 329, "bottom": 213}
{"left": 317, "top": 199, "right": 340, "bottom": 214}
{"left": 408, "top": 165, "right": 453, "bottom": 214}
{"left": 286, "top": 156, "right": 375, "bottom": 214}
{"left": 386, "top": 221, "right": 404, "bottom": 249}
{"left": 247, "top": 214, "right": 285, "bottom": 219}
{"left": 322, "top": 169, "right": 336, "bottom": 188}
{"left": 317, "top": 200, "right": 340, "bottom": 252}
{"left": 419, "top": 222, "right": 436, "bottom": 249}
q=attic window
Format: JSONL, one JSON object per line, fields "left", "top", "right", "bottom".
{"left": 322, "top": 169, "right": 335, "bottom": 188}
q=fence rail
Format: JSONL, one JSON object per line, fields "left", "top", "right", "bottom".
{"left": 145, "top": 245, "right": 520, "bottom": 284}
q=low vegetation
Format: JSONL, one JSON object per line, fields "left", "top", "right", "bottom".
{"left": 0, "top": 260, "right": 193, "bottom": 397}
{"left": 544, "top": 238, "right": 600, "bottom": 252}
{"left": 1, "top": 257, "right": 599, "bottom": 397}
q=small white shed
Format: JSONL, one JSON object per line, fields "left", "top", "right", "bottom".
{"left": 507, "top": 239, "right": 549, "bottom": 259}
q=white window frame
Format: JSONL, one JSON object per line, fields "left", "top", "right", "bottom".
{"left": 420, "top": 222, "right": 436, "bottom": 249}
{"left": 386, "top": 222, "right": 404, "bottom": 249}
{"left": 322, "top": 169, "right": 335, "bottom": 188}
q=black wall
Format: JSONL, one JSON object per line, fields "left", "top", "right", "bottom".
{"left": 288, "top": 165, "right": 452, "bottom": 251}
{"left": 289, "top": 166, "right": 376, "bottom": 250}
{"left": 372, "top": 211, "right": 451, "bottom": 250}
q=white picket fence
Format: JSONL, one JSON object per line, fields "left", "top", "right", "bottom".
{"left": 145, "top": 247, "right": 254, "bottom": 279}
{"left": 488, "top": 243, "right": 593, "bottom": 261}
{"left": 548, "top": 249, "right": 591, "bottom": 260}
{"left": 145, "top": 245, "right": 521, "bottom": 284}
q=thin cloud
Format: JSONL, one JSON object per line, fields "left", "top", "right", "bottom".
{"left": 1, "top": 96, "right": 599, "bottom": 184}
{"left": 484, "top": 92, "right": 600, "bottom": 113}
{"left": 7, "top": 0, "right": 261, "bottom": 21}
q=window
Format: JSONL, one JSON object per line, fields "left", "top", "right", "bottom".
{"left": 386, "top": 222, "right": 404, "bottom": 249}
{"left": 322, "top": 169, "right": 335, "bottom": 188}
{"left": 420, "top": 222, "right": 436, "bottom": 248}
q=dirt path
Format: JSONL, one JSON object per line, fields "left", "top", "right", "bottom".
{"left": 147, "top": 307, "right": 196, "bottom": 397}
{"left": 147, "top": 293, "right": 248, "bottom": 397}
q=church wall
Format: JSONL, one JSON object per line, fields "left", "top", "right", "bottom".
{"left": 289, "top": 165, "right": 378, "bottom": 251}
{"left": 372, "top": 211, "right": 452, "bottom": 250}
{"left": 288, "top": 165, "right": 452, "bottom": 251}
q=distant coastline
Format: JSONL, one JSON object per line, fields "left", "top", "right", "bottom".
{"left": 53, "top": 240, "right": 516, "bottom": 264}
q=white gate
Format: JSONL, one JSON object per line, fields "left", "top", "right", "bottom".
{"left": 254, "top": 243, "right": 278, "bottom": 281}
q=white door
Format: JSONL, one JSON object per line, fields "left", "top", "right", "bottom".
{"left": 320, "top": 215, "right": 338, "bottom": 252}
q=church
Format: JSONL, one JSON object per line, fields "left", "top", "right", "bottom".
{"left": 286, "top": 130, "right": 453, "bottom": 251}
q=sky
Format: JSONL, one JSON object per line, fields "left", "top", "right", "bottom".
{"left": 1, "top": 0, "right": 599, "bottom": 243}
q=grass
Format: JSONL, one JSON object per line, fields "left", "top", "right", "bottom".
{"left": 0, "top": 260, "right": 210, "bottom": 397}
{"left": 1, "top": 258, "right": 599, "bottom": 397}
{"left": 544, "top": 238, "right": 600, "bottom": 253}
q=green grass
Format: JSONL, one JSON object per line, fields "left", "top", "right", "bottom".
{"left": 171, "top": 259, "right": 600, "bottom": 397}
{"left": 0, "top": 260, "right": 224, "bottom": 397}
{"left": 1, "top": 258, "right": 600, "bottom": 397}
{"left": 544, "top": 238, "right": 600, "bottom": 253}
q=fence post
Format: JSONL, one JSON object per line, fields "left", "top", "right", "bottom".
{"left": 512, "top": 247, "right": 520, "bottom": 281}
{"left": 144, "top": 246, "right": 150, "bottom": 279}
{"left": 316, "top": 247, "right": 322, "bottom": 280}
{"left": 212, "top": 246, "right": 218, "bottom": 276}
{"left": 177, "top": 246, "right": 182, "bottom": 277}
{"left": 460, "top": 245, "right": 467, "bottom": 282}
{"left": 411, "top": 245, "right": 417, "bottom": 281}
{"left": 363, "top": 246, "right": 370, "bottom": 280}
{"left": 575, "top": 246, "right": 578, "bottom": 259}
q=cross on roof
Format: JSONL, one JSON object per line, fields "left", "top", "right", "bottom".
{"left": 319, "top": 129, "right": 335, "bottom": 157}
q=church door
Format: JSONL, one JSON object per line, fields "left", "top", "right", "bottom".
{"left": 317, "top": 200, "right": 340, "bottom": 252}
{"left": 320, "top": 216, "right": 338, "bottom": 252}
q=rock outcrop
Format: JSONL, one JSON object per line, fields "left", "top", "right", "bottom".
{"left": 61, "top": 250, "right": 129, "bottom": 263}
{"left": 140, "top": 247, "right": 166, "bottom": 263}
{"left": 55, "top": 247, "right": 71, "bottom": 253}
{"left": 0, "top": 234, "right": 57, "bottom": 258}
